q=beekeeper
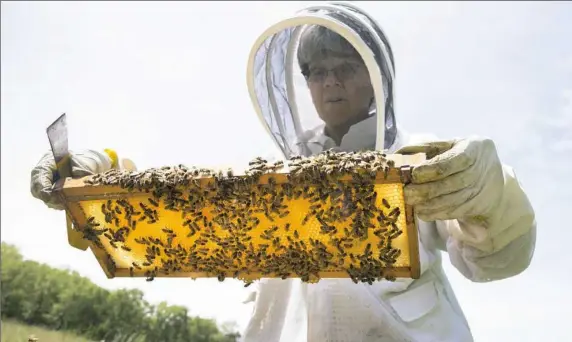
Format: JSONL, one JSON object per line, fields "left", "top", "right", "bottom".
{"left": 242, "top": 2, "right": 536, "bottom": 342}
{"left": 30, "top": 2, "right": 536, "bottom": 342}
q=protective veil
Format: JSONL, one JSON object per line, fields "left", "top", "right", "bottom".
{"left": 247, "top": 1, "right": 397, "bottom": 159}
{"left": 243, "top": 2, "right": 536, "bottom": 342}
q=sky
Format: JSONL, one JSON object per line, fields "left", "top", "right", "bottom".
{"left": 1, "top": 1, "right": 571, "bottom": 340}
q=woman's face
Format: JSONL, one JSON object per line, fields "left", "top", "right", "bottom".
{"left": 306, "top": 56, "right": 374, "bottom": 127}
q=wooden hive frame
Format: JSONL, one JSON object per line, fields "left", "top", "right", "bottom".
{"left": 55, "top": 153, "right": 425, "bottom": 282}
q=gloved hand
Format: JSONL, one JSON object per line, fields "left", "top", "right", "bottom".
{"left": 30, "top": 149, "right": 130, "bottom": 210}
{"left": 396, "top": 136, "right": 504, "bottom": 227}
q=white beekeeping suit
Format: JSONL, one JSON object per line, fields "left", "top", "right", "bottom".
{"left": 242, "top": 2, "right": 536, "bottom": 341}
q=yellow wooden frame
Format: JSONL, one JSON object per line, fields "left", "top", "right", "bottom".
{"left": 55, "top": 153, "right": 424, "bottom": 281}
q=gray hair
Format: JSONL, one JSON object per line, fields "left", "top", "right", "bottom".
{"left": 297, "top": 25, "right": 363, "bottom": 76}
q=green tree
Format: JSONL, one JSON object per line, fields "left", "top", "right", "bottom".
{"left": 1, "top": 243, "right": 27, "bottom": 318}
{"left": 219, "top": 321, "right": 242, "bottom": 342}
{"left": 1, "top": 242, "right": 240, "bottom": 341}
{"left": 101, "top": 289, "right": 150, "bottom": 341}
{"left": 145, "top": 302, "right": 191, "bottom": 342}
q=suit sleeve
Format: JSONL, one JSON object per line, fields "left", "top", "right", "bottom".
{"left": 434, "top": 164, "right": 536, "bottom": 282}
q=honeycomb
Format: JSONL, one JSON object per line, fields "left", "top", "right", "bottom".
{"left": 59, "top": 150, "right": 421, "bottom": 285}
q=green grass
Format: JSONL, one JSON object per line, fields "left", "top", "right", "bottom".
{"left": 1, "top": 320, "right": 92, "bottom": 342}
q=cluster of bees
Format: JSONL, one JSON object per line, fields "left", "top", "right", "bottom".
{"left": 81, "top": 150, "right": 406, "bottom": 285}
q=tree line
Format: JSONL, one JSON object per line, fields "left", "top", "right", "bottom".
{"left": 1, "top": 242, "right": 240, "bottom": 342}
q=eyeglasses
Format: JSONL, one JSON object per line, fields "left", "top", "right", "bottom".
{"left": 304, "top": 62, "right": 364, "bottom": 83}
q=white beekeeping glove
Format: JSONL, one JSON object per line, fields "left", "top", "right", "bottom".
{"left": 30, "top": 149, "right": 136, "bottom": 210}
{"left": 396, "top": 136, "right": 504, "bottom": 226}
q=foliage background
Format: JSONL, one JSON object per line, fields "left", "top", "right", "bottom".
{"left": 1, "top": 242, "right": 240, "bottom": 342}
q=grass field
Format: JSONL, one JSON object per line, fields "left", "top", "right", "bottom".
{"left": 1, "top": 320, "right": 92, "bottom": 342}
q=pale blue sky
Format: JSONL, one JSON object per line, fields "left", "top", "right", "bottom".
{"left": 2, "top": 1, "right": 571, "bottom": 340}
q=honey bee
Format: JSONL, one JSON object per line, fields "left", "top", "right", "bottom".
{"left": 389, "top": 230, "right": 402, "bottom": 239}
{"left": 382, "top": 198, "right": 390, "bottom": 209}
{"left": 388, "top": 207, "right": 400, "bottom": 218}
